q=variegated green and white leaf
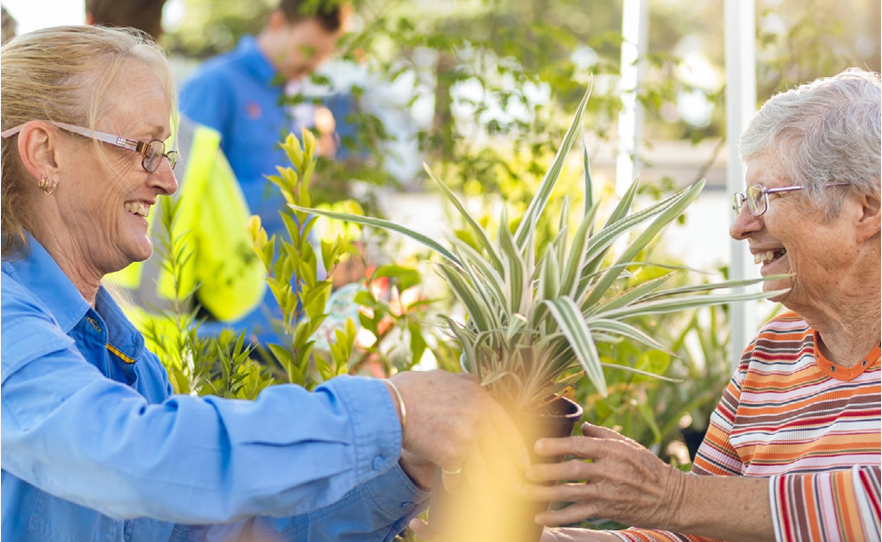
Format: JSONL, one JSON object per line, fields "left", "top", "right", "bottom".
{"left": 288, "top": 204, "right": 459, "bottom": 264}
{"left": 582, "top": 180, "right": 706, "bottom": 309}
{"left": 543, "top": 297, "right": 607, "bottom": 396}
{"left": 424, "top": 164, "right": 504, "bottom": 273}
{"left": 585, "top": 272, "right": 673, "bottom": 315}
{"left": 498, "top": 209, "right": 528, "bottom": 315}
{"left": 585, "top": 317, "right": 673, "bottom": 354}
{"left": 515, "top": 83, "right": 592, "bottom": 248}
{"left": 436, "top": 263, "right": 495, "bottom": 332}
{"left": 595, "top": 288, "right": 789, "bottom": 320}
{"left": 640, "top": 275, "right": 789, "bottom": 301}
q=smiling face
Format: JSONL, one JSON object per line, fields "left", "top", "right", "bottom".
{"left": 269, "top": 17, "right": 342, "bottom": 82}
{"left": 46, "top": 58, "right": 177, "bottom": 276}
{"left": 730, "top": 154, "right": 859, "bottom": 312}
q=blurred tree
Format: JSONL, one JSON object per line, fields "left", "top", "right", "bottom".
{"left": 165, "top": 0, "right": 878, "bottom": 200}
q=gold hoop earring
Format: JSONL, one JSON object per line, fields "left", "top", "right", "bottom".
{"left": 37, "top": 175, "right": 57, "bottom": 196}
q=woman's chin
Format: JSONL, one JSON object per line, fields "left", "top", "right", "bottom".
{"left": 124, "top": 238, "right": 154, "bottom": 265}
{"left": 763, "top": 277, "right": 792, "bottom": 303}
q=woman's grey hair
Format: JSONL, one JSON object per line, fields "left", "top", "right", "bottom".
{"left": 740, "top": 68, "right": 881, "bottom": 219}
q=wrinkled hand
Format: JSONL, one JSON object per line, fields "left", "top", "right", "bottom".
{"left": 521, "top": 422, "right": 687, "bottom": 530}
{"left": 389, "top": 370, "right": 529, "bottom": 476}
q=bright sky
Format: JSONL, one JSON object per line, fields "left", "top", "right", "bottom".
{"left": 3, "top": 0, "right": 84, "bottom": 35}
{"left": 3, "top": 0, "right": 185, "bottom": 35}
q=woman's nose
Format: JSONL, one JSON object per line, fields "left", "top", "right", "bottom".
{"left": 729, "top": 206, "right": 763, "bottom": 240}
{"left": 149, "top": 159, "right": 178, "bottom": 196}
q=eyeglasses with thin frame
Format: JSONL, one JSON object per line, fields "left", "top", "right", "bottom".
{"left": 0, "top": 121, "right": 177, "bottom": 173}
{"left": 732, "top": 182, "right": 850, "bottom": 217}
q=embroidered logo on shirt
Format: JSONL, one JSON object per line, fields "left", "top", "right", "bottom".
{"left": 246, "top": 101, "right": 262, "bottom": 120}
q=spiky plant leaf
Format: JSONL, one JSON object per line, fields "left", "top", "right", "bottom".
{"left": 514, "top": 83, "right": 592, "bottom": 248}
{"left": 425, "top": 164, "right": 504, "bottom": 273}
{"left": 290, "top": 86, "right": 783, "bottom": 409}
{"left": 543, "top": 297, "right": 607, "bottom": 396}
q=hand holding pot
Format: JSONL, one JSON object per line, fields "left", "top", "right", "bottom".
{"left": 388, "top": 370, "right": 530, "bottom": 484}
{"left": 520, "top": 422, "right": 687, "bottom": 529}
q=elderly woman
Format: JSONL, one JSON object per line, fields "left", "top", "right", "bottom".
{"left": 525, "top": 69, "right": 881, "bottom": 542}
{"left": 0, "top": 26, "right": 526, "bottom": 542}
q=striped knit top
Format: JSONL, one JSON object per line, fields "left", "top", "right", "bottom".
{"left": 613, "top": 311, "right": 881, "bottom": 542}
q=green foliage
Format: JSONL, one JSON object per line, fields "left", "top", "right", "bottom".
{"left": 141, "top": 194, "right": 275, "bottom": 400}
{"left": 248, "top": 129, "right": 357, "bottom": 390}
{"left": 350, "top": 263, "right": 439, "bottom": 375}
{"left": 165, "top": 0, "right": 878, "bottom": 219}
{"left": 294, "top": 88, "right": 782, "bottom": 410}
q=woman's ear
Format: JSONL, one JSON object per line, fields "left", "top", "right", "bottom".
{"left": 16, "top": 120, "right": 61, "bottom": 182}
{"left": 855, "top": 190, "right": 881, "bottom": 242}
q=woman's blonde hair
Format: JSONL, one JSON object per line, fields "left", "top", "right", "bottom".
{"left": 1, "top": 25, "right": 175, "bottom": 258}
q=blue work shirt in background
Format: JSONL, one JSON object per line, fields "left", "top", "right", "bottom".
{"left": 1, "top": 236, "right": 428, "bottom": 542}
{"left": 180, "top": 35, "right": 292, "bottom": 239}
{"left": 179, "top": 36, "right": 337, "bottom": 346}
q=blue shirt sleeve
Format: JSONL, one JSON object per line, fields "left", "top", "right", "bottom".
{"left": 1, "top": 281, "right": 411, "bottom": 524}
{"left": 170, "top": 465, "right": 430, "bottom": 542}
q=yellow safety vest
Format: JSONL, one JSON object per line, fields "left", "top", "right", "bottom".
{"left": 105, "top": 116, "right": 266, "bottom": 326}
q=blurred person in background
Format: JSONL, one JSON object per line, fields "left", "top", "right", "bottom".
{"left": 179, "top": 0, "right": 347, "bottom": 345}
{"left": 86, "top": 0, "right": 267, "bottom": 339}
{"left": 524, "top": 69, "right": 881, "bottom": 542}
{"left": 85, "top": 0, "right": 165, "bottom": 40}
{"left": 0, "top": 25, "right": 528, "bottom": 542}
{"left": 1, "top": 4, "right": 16, "bottom": 44}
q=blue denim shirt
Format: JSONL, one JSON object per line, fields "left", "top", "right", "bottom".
{"left": 1, "top": 237, "right": 428, "bottom": 541}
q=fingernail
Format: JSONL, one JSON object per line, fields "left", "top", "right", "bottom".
{"left": 534, "top": 439, "right": 546, "bottom": 453}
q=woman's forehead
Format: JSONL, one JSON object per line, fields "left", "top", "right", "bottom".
{"left": 746, "top": 157, "right": 787, "bottom": 186}
{"left": 99, "top": 61, "right": 172, "bottom": 136}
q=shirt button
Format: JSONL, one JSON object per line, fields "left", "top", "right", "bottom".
{"left": 86, "top": 317, "right": 102, "bottom": 333}
{"left": 372, "top": 456, "right": 385, "bottom": 471}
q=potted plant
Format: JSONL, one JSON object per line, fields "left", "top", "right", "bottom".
{"left": 292, "top": 85, "right": 779, "bottom": 541}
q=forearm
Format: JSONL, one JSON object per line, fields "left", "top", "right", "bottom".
{"left": 669, "top": 474, "right": 774, "bottom": 542}
{"left": 2, "top": 349, "right": 403, "bottom": 522}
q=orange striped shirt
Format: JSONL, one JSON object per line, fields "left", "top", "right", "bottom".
{"left": 613, "top": 311, "right": 881, "bottom": 542}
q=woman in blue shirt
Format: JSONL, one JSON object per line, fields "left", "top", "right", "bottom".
{"left": 0, "top": 26, "right": 525, "bottom": 542}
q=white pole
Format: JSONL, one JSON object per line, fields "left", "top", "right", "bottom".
{"left": 724, "top": 0, "right": 758, "bottom": 370}
{"left": 616, "top": 0, "right": 649, "bottom": 197}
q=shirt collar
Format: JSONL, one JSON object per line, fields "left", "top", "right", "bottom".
{"left": 812, "top": 329, "right": 881, "bottom": 381}
{"left": 237, "top": 35, "right": 281, "bottom": 87}
{"left": 5, "top": 234, "right": 90, "bottom": 334}
{"left": 96, "top": 287, "right": 146, "bottom": 362}
{"left": 5, "top": 234, "right": 146, "bottom": 362}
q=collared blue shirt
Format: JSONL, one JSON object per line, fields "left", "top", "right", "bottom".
{"left": 1, "top": 236, "right": 428, "bottom": 542}
{"left": 179, "top": 35, "right": 294, "bottom": 240}
{"left": 179, "top": 36, "right": 323, "bottom": 345}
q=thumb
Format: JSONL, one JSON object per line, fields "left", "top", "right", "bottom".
{"left": 580, "top": 422, "right": 628, "bottom": 441}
